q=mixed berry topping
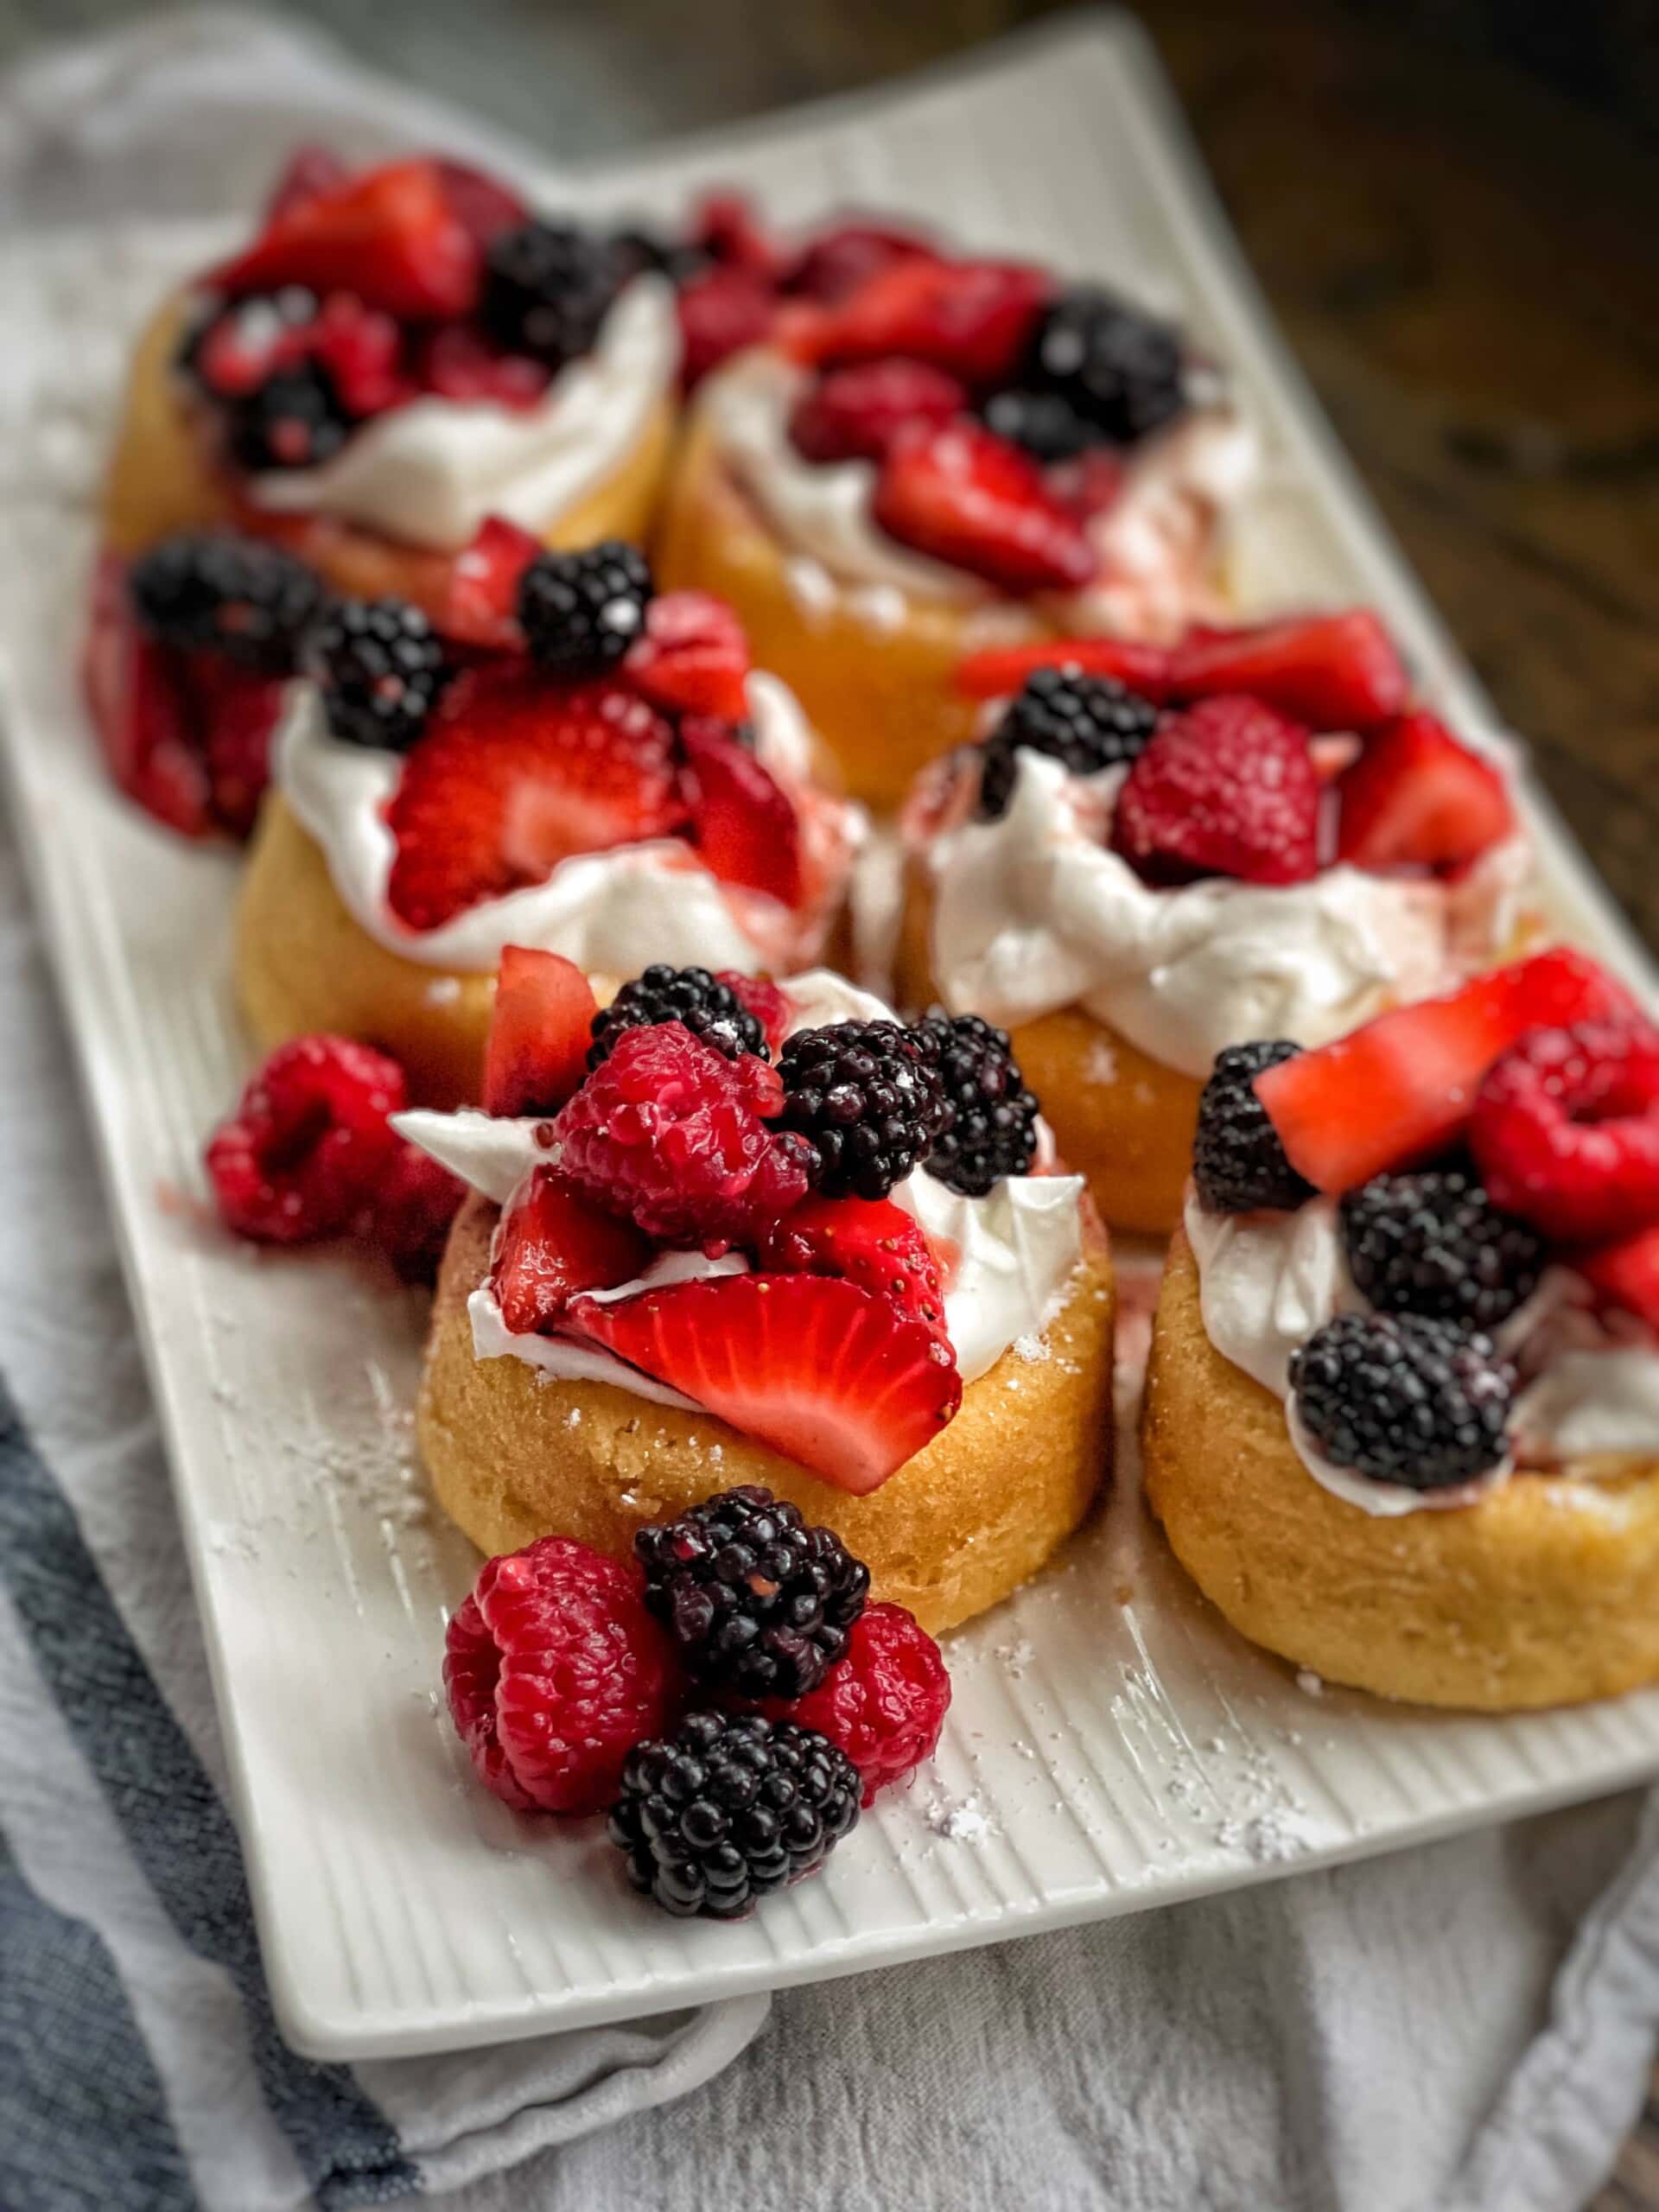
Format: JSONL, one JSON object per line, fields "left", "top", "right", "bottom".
{"left": 1339, "top": 1166, "right": 1544, "bottom": 1332}
{"left": 913, "top": 1013, "right": 1040, "bottom": 1197}
{"left": 518, "top": 541, "right": 654, "bottom": 674}
{"left": 976, "top": 667, "right": 1159, "bottom": 820}
{"left": 634, "top": 1485, "right": 870, "bottom": 1700}
{"left": 776, "top": 1021, "right": 950, "bottom": 1201}
{"left": 128, "top": 528, "right": 326, "bottom": 674}
{"left": 588, "top": 963, "right": 768, "bottom": 1069}
{"left": 1288, "top": 1313, "right": 1515, "bottom": 1491}
{"left": 302, "top": 595, "right": 449, "bottom": 751}
{"left": 1192, "top": 1040, "right": 1314, "bottom": 1216}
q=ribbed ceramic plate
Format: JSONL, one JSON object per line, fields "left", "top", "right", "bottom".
{"left": 3, "top": 11, "right": 1657, "bottom": 2061}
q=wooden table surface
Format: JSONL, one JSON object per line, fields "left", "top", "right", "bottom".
{"left": 4, "top": 0, "right": 1656, "bottom": 2200}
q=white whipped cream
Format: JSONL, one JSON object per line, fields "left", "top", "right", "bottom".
{"left": 277, "top": 669, "right": 845, "bottom": 976}
{"left": 1183, "top": 1191, "right": 1659, "bottom": 1515}
{"left": 248, "top": 276, "right": 677, "bottom": 552}
{"left": 397, "top": 968, "right": 1089, "bottom": 1424}
{"left": 1069, "top": 408, "right": 1261, "bottom": 641}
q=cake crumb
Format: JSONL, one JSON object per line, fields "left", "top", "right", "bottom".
{"left": 926, "top": 1792, "right": 993, "bottom": 1843}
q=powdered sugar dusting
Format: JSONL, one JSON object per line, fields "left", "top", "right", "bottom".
{"left": 925, "top": 1791, "right": 994, "bottom": 1843}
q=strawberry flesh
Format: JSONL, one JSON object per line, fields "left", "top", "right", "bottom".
{"left": 677, "top": 265, "right": 778, "bottom": 390}
{"left": 1166, "top": 611, "right": 1410, "bottom": 731}
{"left": 789, "top": 358, "right": 968, "bottom": 465}
{"left": 798, "top": 257, "right": 1051, "bottom": 389}
{"left": 1336, "top": 711, "right": 1514, "bottom": 872}
{"left": 211, "top": 156, "right": 482, "bottom": 321}
{"left": 874, "top": 419, "right": 1096, "bottom": 594}
{"left": 435, "top": 514, "right": 541, "bottom": 649}
{"left": 491, "top": 1165, "right": 651, "bottom": 1334}
{"left": 483, "top": 946, "right": 599, "bottom": 1117}
{"left": 785, "top": 221, "right": 938, "bottom": 305}
{"left": 754, "top": 1194, "right": 950, "bottom": 1345}
{"left": 957, "top": 635, "right": 1176, "bottom": 702}
{"left": 681, "top": 719, "right": 803, "bottom": 907}
{"left": 622, "top": 590, "right": 751, "bottom": 722}
{"left": 1577, "top": 1224, "right": 1659, "bottom": 1334}
{"left": 263, "top": 145, "right": 351, "bottom": 226}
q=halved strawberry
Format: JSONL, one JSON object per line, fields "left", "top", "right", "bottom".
{"left": 1166, "top": 612, "right": 1409, "bottom": 731}
{"left": 566, "top": 1273, "right": 961, "bottom": 1492}
{"left": 788, "top": 358, "right": 968, "bottom": 465}
{"left": 435, "top": 514, "right": 541, "bottom": 650}
{"left": 483, "top": 946, "right": 599, "bottom": 1117}
{"left": 622, "top": 591, "right": 750, "bottom": 721}
{"left": 1254, "top": 950, "right": 1639, "bottom": 1193}
{"left": 81, "top": 556, "right": 212, "bottom": 836}
{"left": 956, "top": 635, "right": 1176, "bottom": 702}
{"left": 1577, "top": 1224, "right": 1659, "bottom": 1334}
{"left": 263, "top": 145, "right": 351, "bottom": 226}
{"left": 1336, "top": 712, "right": 1515, "bottom": 872}
{"left": 211, "top": 157, "right": 481, "bottom": 321}
{"left": 874, "top": 420, "right": 1096, "bottom": 594}
{"left": 491, "top": 1164, "right": 650, "bottom": 1334}
{"left": 754, "top": 1194, "right": 949, "bottom": 1344}
{"left": 385, "top": 664, "right": 684, "bottom": 931}
{"left": 785, "top": 220, "right": 938, "bottom": 305}
{"left": 795, "top": 257, "right": 1051, "bottom": 389}
{"left": 191, "top": 655, "right": 286, "bottom": 839}
{"left": 677, "top": 265, "right": 778, "bottom": 390}
{"left": 681, "top": 720, "right": 802, "bottom": 907}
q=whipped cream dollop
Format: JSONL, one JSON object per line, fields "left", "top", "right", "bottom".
{"left": 277, "top": 669, "right": 852, "bottom": 976}
{"left": 1184, "top": 1192, "right": 1659, "bottom": 1516}
{"left": 247, "top": 276, "right": 677, "bottom": 552}
{"left": 397, "top": 969, "right": 1089, "bottom": 1420}
{"left": 698, "top": 348, "right": 1257, "bottom": 628}
{"left": 919, "top": 749, "right": 1534, "bottom": 1079}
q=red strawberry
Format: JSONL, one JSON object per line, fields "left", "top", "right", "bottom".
{"left": 436, "top": 514, "right": 540, "bottom": 650}
{"left": 82, "top": 557, "right": 212, "bottom": 836}
{"left": 677, "top": 265, "right": 778, "bottom": 390}
{"left": 622, "top": 590, "right": 750, "bottom": 721}
{"left": 1166, "top": 612, "right": 1410, "bottom": 731}
{"left": 754, "top": 1194, "right": 949, "bottom": 1344}
{"left": 385, "top": 665, "right": 684, "bottom": 931}
{"left": 956, "top": 634, "right": 1176, "bottom": 702}
{"left": 1052, "top": 447, "right": 1128, "bottom": 524}
{"left": 1112, "top": 696, "right": 1321, "bottom": 887}
{"left": 1578, "top": 1223, "right": 1659, "bottom": 1333}
{"left": 191, "top": 655, "right": 286, "bottom": 839}
{"left": 785, "top": 221, "right": 938, "bottom": 305}
{"left": 483, "top": 946, "right": 599, "bottom": 1117}
{"left": 1336, "top": 712, "right": 1515, "bottom": 872}
{"left": 567, "top": 1273, "right": 961, "bottom": 1492}
{"left": 434, "top": 159, "right": 530, "bottom": 248}
{"left": 798, "top": 257, "right": 1051, "bottom": 389}
{"left": 211, "top": 157, "right": 481, "bottom": 321}
{"left": 720, "top": 972, "right": 791, "bottom": 1057}
{"left": 873, "top": 420, "right": 1096, "bottom": 594}
{"left": 416, "top": 325, "right": 550, "bottom": 409}
{"left": 263, "top": 145, "right": 351, "bottom": 226}
{"left": 788, "top": 358, "right": 968, "bottom": 465}
{"left": 1254, "top": 950, "right": 1639, "bottom": 1194}
{"left": 681, "top": 719, "right": 803, "bottom": 907}
{"left": 491, "top": 1165, "right": 651, "bottom": 1334}
{"left": 690, "top": 191, "right": 789, "bottom": 281}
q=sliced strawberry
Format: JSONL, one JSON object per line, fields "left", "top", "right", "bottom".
{"left": 788, "top": 358, "right": 968, "bottom": 465}
{"left": 622, "top": 591, "right": 750, "bottom": 721}
{"left": 491, "top": 1165, "right": 650, "bottom": 1334}
{"left": 754, "top": 1194, "right": 949, "bottom": 1344}
{"left": 681, "top": 720, "right": 802, "bottom": 907}
{"left": 435, "top": 159, "right": 530, "bottom": 248}
{"left": 956, "top": 635, "right": 1176, "bottom": 702}
{"left": 690, "top": 191, "right": 789, "bottom": 281}
{"left": 385, "top": 664, "right": 684, "bottom": 931}
{"left": 81, "top": 557, "right": 212, "bottom": 836}
{"left": 566, "top": 1273, "right": 961, "bottom": 1493}
{"left": 719, "top": 971, "right": 791, "bottom": 1057}
{"left": 483, "top": 946, "right": 599, "bottom": 1117}
{"left": 1577, "top": 1224, "right": 1659, "bottom": 1334}
{"left": 1166, "top": 612, "right": 1409, "bottom": 731}
{"left": 677, "top": 265, "right": 778, "bottom": 390}
{"left": 416, "top": 325, "right": 550, "bottom": 409}
{"left": 190, "top": 655, "right": 286, "bottom": 839}
{"left": 1254, "top": 950, "right": 1640, "bottom": 1194}
{"left": 211, "top": 157, "right": 481, "bottom": 321}
{"left": 796, "top": 257, "right": 1051, "bottom": 389}
{"left": 1336, "top": 712, "right": 1515, "bottom": 872}
{"left": 785, "top": 221, "right": 938, "bottom": 305}
{"left": 873, "top": 420, "right": 1096, "bottom": 594}
{"left": 435, "top": 514, "right": 541, "bottom": 650}
{"left": 263, "top": 145, "right": 351, "bottom": 226}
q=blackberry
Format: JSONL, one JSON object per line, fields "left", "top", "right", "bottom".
{"left": 608, "top": 1711, "right": 861, "bottom": 1919}
{"left": 1025, "top": 285, "right": 1186, "bottom": 446}
{"left": 982, "top": 386, "right": 1101, "bottom": 463}
{"left": 1192, "top": 1040, "right": 1315, "bottom": 1215}
{"left": 588, "top": 965, "right": 766, "bottom": 1070}
{"left": 977, "top": 667, "right": 1159, "bottom": 819}
{"left": 1288, "top": 1313, "right": 1515, "bottom": 1491}
{"left": 915, "top": 1012, "right": 1039, "bottom": 1196}
{"left": 634, "top": 1485, "right": 869, "bottom": 1699}
{"left": 302, "top": 598, "right": 448, "bottom": 751}
{"left": 128, "top": 529, "right": 327, "bottom": 674}
{"left": 481, "top": 219, "right": 628, "bottom": 365}
{"left": 1341, "top": 1166, "right": 1545, "bottom": 1332}
{"left": 614, "top": 226, "right": 709, "bottom": 288}
{"left": 224, "top": 359, "right": 351, "bottom": 473}
{"left": 776, "top": 1020, "right": 948, "bottom": 1201}
{"left": 518, "top": 541, "right": 653, "bottom": 674}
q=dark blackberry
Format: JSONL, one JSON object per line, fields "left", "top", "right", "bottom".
{"left": 588, "top": 965, "right": 766, "bottom": 1070}
{"left": 915, "top": 1012, "right": 1039, "bottom": 1196}
{"left": 614, "top": 226, "right": 709, "bottom": 288}
{"left": 481, "top": 219, "right": 628, "bottom": 365}
{"left": 518, "top": 541, "right": 653, "bottom": 674}
{"left": 1288, "top": 1313, "right": 1515, "bottom": 1491}
{"left": 776, "top": 1020, "right": 949, "bottom": 1201}
{"left": 634, "top": 1485, "right": 869, "bottom": 1699}
{"left": 607, "top": 1710, "right": 861, "bottom": 1919}
{"left": 224, "top": 359, "right": 350, "bottom": 474}
{"left": 302, "top": 598, "right": 448, "bottom": 752}
{"left": 982, "top": 386, "right": 1101, "bottom": 463}
{"left": 1192, "top": 1040, "right": 1315, "bottom": 1215}
{"left": 128, "top": 529, "right": 327, "bottom": 674}
{"left": 1340, "top": 1166, "right": 1545, "bottom": 1332}
{"left": 1025, "top": 285, "right": 1186, "bottom": 445}
{"left": 977, "top": 667, "right": 1159, "bottom": 820}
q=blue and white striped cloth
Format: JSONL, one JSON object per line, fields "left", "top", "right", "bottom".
{"left": 7, "top": 16, "right": 1659, "bottom": 2210}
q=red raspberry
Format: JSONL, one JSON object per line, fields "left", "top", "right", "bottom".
{"left": 677, "top": 265, "right": 778, "bottom": 390}
{"left": 365, "top": 1140, "right": 465, "bottom": 1284}
{"left": 550, "top": 1021, "right": 812, "bottom": 1248}
{"left": 718, "top": 971, "right": 791, "bottom": 1057}
{"left": 1111, "top": 695, "right": 1321, "bottom": 887}
{"left": 772, "top": 1603, "right": 950, "bottom": 1806}
{"left": 205, "top": 1035, "right": 404, "bottom": 1244}
{"left": 443, "top": 1536, "right": 682, "bottom": 1815}
{"left": 1471, "top": 1018, "right": 1659, "bottom": 1242}
{"left": 788, "top": 359, "right": 968, "bottom": 465}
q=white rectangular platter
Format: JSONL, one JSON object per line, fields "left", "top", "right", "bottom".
{"left": 3, "top": 12, "right": 1656, "bottom": 2060}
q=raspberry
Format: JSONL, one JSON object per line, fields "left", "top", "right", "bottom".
{"left": 1289, "top": 1313, "right": 1515, "bottom": 1491}
{"left": 1024, "top": 284, "right": 1186, "bottom": 445}
{"left": 518, "top": 542, "right": 653, "bottom": 674}
{"left": 443, "top": 1535, "right": 681, "bottom": 1816}
{"left": 1339, "top": 1166, "right": 1544, "bottom": 1330}
{"left": 205, "top": 1034, "right": 404, "bottom": 1244}
{"left": 302, "top": 597, "right": 448, "bottom": 751}
{"left": 775, "top": 1021, "right": 949, "bottom": 1201}
{"left": 366, "top": 1140, "right": 464, "bottom": 1285}
{"left": 635, "top": 1485, "right": 869, "bottom": 1699}
{"left": 588, "top": 964, "right": 767, "bottom": 1070}
{"left": 1471, "top": 1019, "right": 1659, "bottom": 1243}
{"left": 549, "top": 1021, "right": 812, "bottom": 1248}
{"left": 1112, "top": 696, "right": 1321, "bottom": 887}
{"left": 675, "top": 264, "right": 777, "bottom": 390}
{"left": 481, "top": 219, "right": 627, "bottom": 365}
{"left": 1192, "top": 1041, "right": 1314, "bottom": 1214}
{"left": 128, "top": 529, "right": 327, "bottom": 674}
{"left": 977, "top": 668, "right": 1159, "bottom": 819}
{"left": 607, "top": 1711, "right": 860, "bottom": 1917}
{"left": 778, "top": 1602, "right": 950, "bottom": 1805}
{"left": 913, "top": 1012, "right": 1039, "bottom": 1195}
{"left": 788, "top": 358, "right": 968, "bottom": 465}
